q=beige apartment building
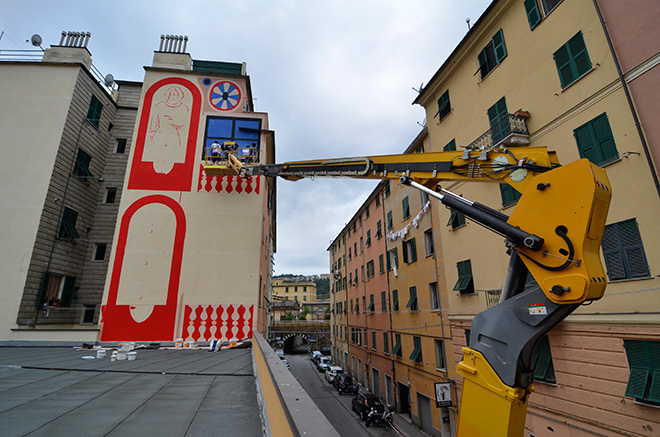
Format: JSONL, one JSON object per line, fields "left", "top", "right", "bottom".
{"left": 412, "top": 0, "right": 660, "bottom": 435}
{"left": 272, "top": 277, "right": 317, "bottom": 304}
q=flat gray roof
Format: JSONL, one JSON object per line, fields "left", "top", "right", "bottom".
{"left": 0, "top": 345, "right": 263, "bottom": 437}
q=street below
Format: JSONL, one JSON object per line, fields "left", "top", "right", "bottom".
{"left": 286, "top": 352, "right": 400, "bottom": 437}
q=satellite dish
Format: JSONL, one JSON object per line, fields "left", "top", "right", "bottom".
{"left": 31, "top": 34, "right": 43, "bottom": 48}
{"left": 104, "top": 74, "right": 115, "bottom": 86}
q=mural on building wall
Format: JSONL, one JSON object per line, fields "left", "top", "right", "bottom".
{"left": 101, "top": 74, "right": 262, "bottom": 342}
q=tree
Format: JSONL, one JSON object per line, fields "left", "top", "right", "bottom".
{"left": 315, "top": 277, "right": 330, "bottom": 300}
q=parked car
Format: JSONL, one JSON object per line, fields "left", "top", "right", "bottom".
{"left": 310, "top": 351, "right": 322, "bottom": 363}
{"left": 275, "top": 349, "right": 285, "bottom": 360}
{"left": 351, "top": 391, "right": 385, "bottom": 421}
{"left": 320, "top": 347, "right": 331, "bottom": 356}
{"left": 324, "top": 365, "right": 343, "bottom": 383}
{"left": 332, "top": 373, "right": 354, "bottom": 390}
{"left": 282, "top": 359, "right": 290, "bottom": 369}
{"left": 316, "top": 356, "right": 331, "bottom": 372}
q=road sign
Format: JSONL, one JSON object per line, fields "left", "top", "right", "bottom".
{"left": 435, "top": 382, "right": 452, "bottom": 408}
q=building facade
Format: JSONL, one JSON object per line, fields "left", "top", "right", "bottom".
{"left": 0, "top": 33, "right": 275, "bottom": 345}
{"left": 329, "top": 229, "right": 350, "bottom": 370}
{"left": 412, "top": 0, "right": 660, "bottom": 435}
{"left": 272, "top": 277, "right": 317, "bottom": 304}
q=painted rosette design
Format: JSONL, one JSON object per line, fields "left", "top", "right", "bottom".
{"left": 210, "top": 81, "right": 241, "bottom": 111}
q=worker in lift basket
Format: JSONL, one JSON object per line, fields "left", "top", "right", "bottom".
{"left": 210, "top": 141, "right": 221, "bottom": 164}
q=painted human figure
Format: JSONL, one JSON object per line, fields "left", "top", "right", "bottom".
{"left": 144, "top": 86, "right": 190, "bottom": 174}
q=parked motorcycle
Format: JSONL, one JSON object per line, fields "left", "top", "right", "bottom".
{"left": 337, "top": 381, "right": 359, "bottom": 395}
{"left": 365, "top": 407, "right": 394, "bottom": 428}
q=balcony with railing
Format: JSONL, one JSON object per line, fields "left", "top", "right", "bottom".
{"left": 466, "top": 114, "right": 530, "bottom": 150}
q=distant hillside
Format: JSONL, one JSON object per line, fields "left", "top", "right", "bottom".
{"left": 315, "top": 277, "right": 329, "bottom": 300}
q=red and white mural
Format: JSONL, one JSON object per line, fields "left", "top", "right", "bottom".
{"left": 100, "top": 73, "right": 264, "bottom": 343}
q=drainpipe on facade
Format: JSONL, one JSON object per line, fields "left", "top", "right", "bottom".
{"left": 592, "top": 0, "right": 660, "bottom": 199}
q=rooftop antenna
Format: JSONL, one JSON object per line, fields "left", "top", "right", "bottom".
{"left": 30, "top": 34, "right": 44, "bottom": 50}
{"left": 466, "top": 18, "right": 471, "bottom": 30}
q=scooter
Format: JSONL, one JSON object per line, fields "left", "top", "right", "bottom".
{"left": 337, "top": 381, "right": 359, "bottom": 395}
{"left": 365, "top": 407, "right": 394, "bottom": 428}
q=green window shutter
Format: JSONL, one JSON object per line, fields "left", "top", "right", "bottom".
{"left": 492, "top": 29, "right": 507, "bottom": 63}
{"left": 574, "top": 123, "right": 599, "bottom": 164}
{"left": 568, "top": 32, "right": 591, "bottom": 78}
{"left": 443, "top": 139, "right": 456, "bottom": 152}
{"left": 86, "top": 95, "right": 103, "bottom": 128}
{"left": 524, "top": 0, "right": 542, "bottom": 30}
{"left": 624, "top": 340, "right": 651, "bottom": 399}
{"left": 37, "top": 272, "right": 51, "bottom": 307}
{"left": 402, "top": 196, "right": 410, "bottom": 219}
{"left": 447, "top": 210, "right": 457, "bottom": 227}
{"left": 437, "top": 90, "right": 451, "bottom": 121}
{"left": 60, "top": 276, "right": 76, "bottom": 307}
{"left": 619, "top": 219, "right": 650, "bottom": 278}
{"left": 478, "top": 48, "right": 489, "bottom": 78}
{"left": 376, "top": 220, "right": 382, "bottom": 238}
{"left": 402, "top": 241, "right": 409, "bottom": 264}
{"left": 381, "top": 291, "right": 387, "bottom": 311}
{"left": 453, "top": 260, "right": 474, "bottom": 293}
{"left": 379, "top": 254, "right": 384, "bottom": 273}
{"left": 386, "top": 251, "right": 391, "bottom": 270}
{"left": 532, "top": 336, "right": 554, "bottom": 381}
{"left": 500, "top": 183, "right": 521, "bottom": 208}
{"left": 393, "top": 334, "right": 402, "bottom": 357}
{"left": 591, "top": 113, "right": 618, "bottom": 164}
{"left": 554, "top": 44, "right": 573, "bottom": 88}
{"left": 387, "top": 211, "right": 393, "bottom": 230}
{"left": 74, "top": 149, "right": 93, "bottom": 177}
{"left": 384, "top": 333, "right": 389, "bottom": 353}
{"left": 406, "top": 286, "right": 418, "bottom": 310}
{"left": 392, "top": 289, "right": 399, "bottom": 311}
{"left": 410, "top": 237, "right": 417, "bottom": 262}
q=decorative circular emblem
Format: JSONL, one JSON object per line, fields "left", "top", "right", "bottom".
{"left": 202, "top": 78, "right": 212, "bottom": 86}
{"left": 210, "top": 81, "right": 241, "bottom": 111}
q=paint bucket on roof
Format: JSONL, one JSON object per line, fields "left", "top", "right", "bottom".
{"left": 117, "top": 350, "right": 128, "bottom": 360}
{"left": 111, "top": 351, "right": 118, "bottom": 362}
{"left": 175, "top": 338, "right": 183, "bottom": 348}
{"left": 229, "top": 338, "right": 237, "bottom": 348}
{"left": 127, "top": 352, "right": 137, "bottom": 361}
{"left": 96, "top": 350, "right": 106, "bottom": 359}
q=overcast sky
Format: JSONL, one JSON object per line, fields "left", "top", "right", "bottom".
{"left": 1, "top": 1, "right": 492, "bottom": 276}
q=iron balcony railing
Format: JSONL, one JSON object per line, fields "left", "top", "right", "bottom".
{"left": 466, "top": 114, "right": 530, "bottom": 150}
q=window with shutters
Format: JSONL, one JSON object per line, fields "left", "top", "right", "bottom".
{"left": 410, "top": 336, "right": 423, "bottom": 364}
{"left": 383, "top": 333, "right": 390, "bottom": 354}
{"left": 372, "top": 331, "right": 377, "bottom": 351}
{"left": 402, "top": 196, "right": 410, "bottom": 219}
{"left": 623, "top": 340, "right": 660, "bottom": 406}
{"left": 366, "top": 229, "right": 371, "bottom": 247}
{"left": 430, "top": 282, "right": 440, "bottom": 311}
{"left": 379, "top": 254, "right": 384, "bottom": 274}
{"left": 381, "top": 291, "right": 387, "bottom": 311}
{"left": 488, "top": 96, "right": 509, "bottom": 144}
{"left": 73, "top": 149, "right": 93, "bottom": 179}
{"left": 454, "top": 260, "right": 475, "bottom": 295}
{"left": 58, "top": 207, "right": 80, "bottom": 239}
{"left": 447, "top": 209, "right": 466, "bottom": 230}
{"left": 532, "top": 335, "right": 556, "bottom": 384}
{"left": 424, "top": 229, "right": 435, "bottom": 256}
{"left": 500, "top": 183, "right": 522, "bottom": 208}
{"left": 368, "top": 294, "right": 375, "bottom": 312}
{"left": 524, "top": 0, "right": 563, "bottom": 30}
{"left": 406, "top": 286, "right": 418, "bottom": 311}
{"left": 602, "top": 219, "right": 650, "bottom": 280}
{"left": 435, "top": 339, "right": 446, "bottom": 370}
{"left": 387, "top": 211, "right": 393, "bottom": 230}
{"left": 443, "top": 139, "right": 456, "bottom": 152}
{"left": 478, "top": 29, "right": 507, "bottom": 79}
{"left": 402, "top": 237, "right": 417, "bottom": 264}
{"left": 392, "top": 289, "right": 399, "bottom": 312}
{"left": 554, "top": 31, "right": 592, "bottom": 89}
{"left": 574, "top": 113, "right": 619, "bottom": 167}
{"left": 393, "top": 334, "right": 402, "bottom": 358}
{"left": 436, "top": 90, "right": 451, "bottom": 122}
{"left": 366, "top": 260, "right": 375, "bottom": 279}
{"left": 387, "top": 248, "right": 398, "bottom": 271}
{"left": 376, "top": 220, "right": 382, "bottom": 239}
{"left": 38, "top": 273, "right": 76, "bottom": 307}
{"left": 86, "top": 94, "right": 103, "bottom": 128}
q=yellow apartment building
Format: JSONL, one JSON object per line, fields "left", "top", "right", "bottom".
{"left": 383, "top": 129, "right": 458, "bottom": 435}
{"left": 412, "top": 0, "right": 660, "bottom": 435}
{"left": 272, "top": 278, "right": 317, "bottom": 304}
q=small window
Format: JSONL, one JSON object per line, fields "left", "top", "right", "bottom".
{"left": 406, "top": 286, "right": 418, "bottom": 311}
{"left": 454, "top": 260, "right": 474, "bottom": 295}
{"left": 402, "top": 237, "right": 417, "bottom": 264}
{"left": 447, "top": 209, "right": 466, "bottom": 230}
{"left": 93, "top": 243, "right": 107, "bottom": 261}
{"left": 402, "top": 197, "right": 410, "bottom": 220}
{"left": 436, "top": 90, "right": 451, "bottom": 122}
{"left": 82, "top": 305, "right": 95, "bottom": 324}
{"left": 623, "top": 340, "right": 660, "bottom": 405}
{"left": 375, "top": 194, "right": 380, "bottom": 208}
{"left": 115, "top": 138, "right": 127, "bottom": 154}
{"left": 376, "top": 220, "right": 382, "bottom": 239}
{"left": 86, "top": 95, "right": 103, "bottom": 128}
{"left": 73, "top": 149, "right": 92, "bottom": 178}
{"left": 381, "top": 291, "right": 387, "bottom": 312}
{"left": 478, "top": 29, "right": 507, "bottom": 79}
{"left": 387, "top": 211, "right": 393, "bottom": 230}
{"left": 409, "top": 336, "right": 423, "bottom": 364}
{"left": 430, "top": 282, "right": 440, "bottom": 311}
{"left": 435, "top": 339, "right": 446, "bottom": 370}
{"left": 366, "top": 229, "right": 372, "bottom": 247}
{"left": 366, "top": 205, "right": 370, "bottom": 219}
{"left": 58, "top": 207, "right": 80, "bottom": 239}
{"left": 383, "top": 333, "right": 390, "bottom": 354}
{"left": 387, "top": 248, "right": 398, "bottom": 271}
{"left": 574, "top": 113, "right": 619, "bottom": 167}
{"left": 392, "top": 289, "right": 399, "bottom": 312}
{"left": 443, "top": 139, "right": 456, "bottom": 152}
{"left": 500, "top": 184, "right": 522, "bottom": 208}
{"left": 424, "top": 229, "right": 435, "bottom": 256}
{"left": 602, "top": 219, "right": 650, "bottom": 280}
{"left": 379, "top": 254, "right": 385, "bottom": 274}
{"left": 104, "top": 187, "right": 117, "bottom": 204}
{"left": 393, "top": 334, "right": 402, "bottom": 357}
{"left": 38, "top": 273, "right": 76, "bottom": 308}
{"left": 554, "top": 31, "right": 592, "bottom": 89}
{"left": 366, "top": 261, "right": 375, "bottom": 279}
{"left": 372, "top": 331, "right": 377, "bottom": 351}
